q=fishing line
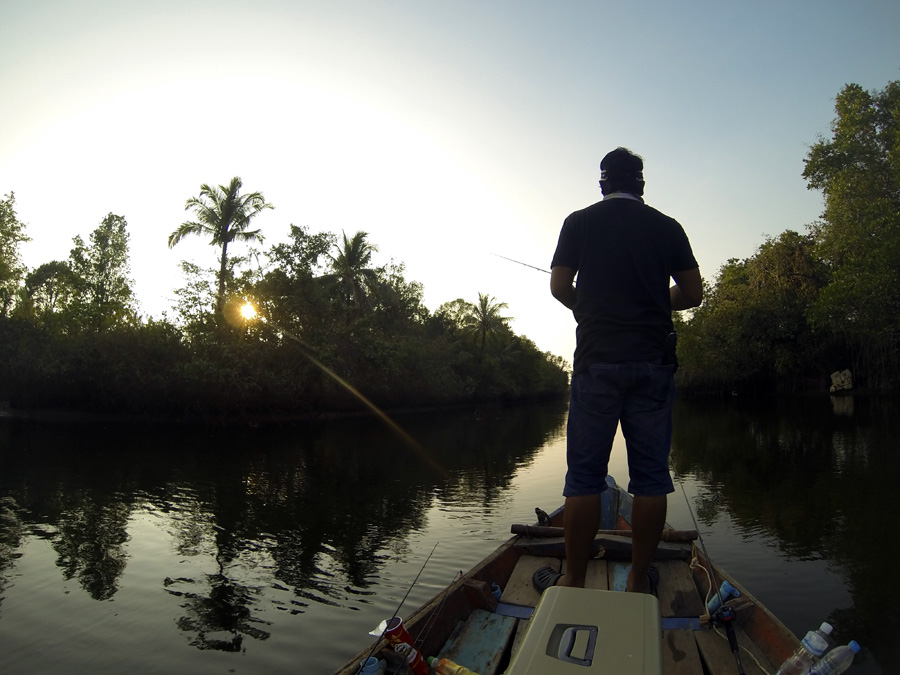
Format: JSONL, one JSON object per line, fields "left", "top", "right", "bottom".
{"left": 240, "top": 252, "right": 448, "bottom": 478}
{"left": 392, "top": 541, "right": 440, "bottom": 621}
{"left": 670, "top": 456, "right": 747, "bottom": 674}
{"left": 242, "top": 303, "right": 448, "bottom": 479}
{"left": 354, "top": 541, "right": 440, "bottom": 674}
{"left": 236, "top": 270, "right": 454, "bottom": 672}
{"left": 413, "top": 570, "right": 464, "bottom": 649}
{"left": 670, "top": 456, "right": 723, "bottom": 605}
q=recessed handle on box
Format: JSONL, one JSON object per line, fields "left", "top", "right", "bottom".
{"left": 556, "top": 625, "right": 598, "bottom": 666}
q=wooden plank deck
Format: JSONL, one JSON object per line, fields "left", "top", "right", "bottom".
{"left": 361, "top": 548, "right": 785, "bottom": 675}
{"left": 656, "top": 559, "right": 707, "bottom": 618}
{"left": 694, "top": 625, "right": 777, "bottom": 675}
{"left": 437, "top": 609, "right": 517, "bottom": 675}
{"left": 663, "top": 629, "right": 704, "bottom": 675}
{"left": 499, "top": 555, "right": 557, "bottom": 608}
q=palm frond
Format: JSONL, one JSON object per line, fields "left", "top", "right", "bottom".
{"left": 168, "top": 221, "right": 214, "bottom": 248}
{"left": 233, "top": 229, "right": 264, "bottom": 244}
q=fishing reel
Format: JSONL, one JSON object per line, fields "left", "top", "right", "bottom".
{"left": 711, "top": 603, "right": 737, "bottom": 631}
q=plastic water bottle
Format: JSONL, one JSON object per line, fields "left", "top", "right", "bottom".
{"left": 808, "top": 641, "right": 861, "bottom": 674}
{"left": 814, "top": 622, "right": 834, "bottom": 648}
{"left": 427, "top": 656, "right": 480, "bottom": 675}
{"left": 775, "top": 623, "right": 834, "bottom": 675}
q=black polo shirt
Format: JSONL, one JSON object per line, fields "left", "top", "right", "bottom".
{"left": 551, "top": 195, "right": 697, "bottom": 373}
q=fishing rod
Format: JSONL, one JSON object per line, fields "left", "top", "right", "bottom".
{"left": 492, "top": 253, "right": 550, "bottom": 274}
{"left": 353, "top": 541, "right": 440, "bottom": 675}
{"left": 671, "top": 458, "right": 746, "bottom": 675}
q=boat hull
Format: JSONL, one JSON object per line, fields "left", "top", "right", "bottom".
{"left": 334, "top": 478, "right": 798, "bottom": 675}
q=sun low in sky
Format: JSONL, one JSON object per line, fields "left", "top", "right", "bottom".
{"left": 2, "top": 0, "right": 898, "bottom": 362}
{"left": 240, "top": 302, "right": 258, "bottom": 322}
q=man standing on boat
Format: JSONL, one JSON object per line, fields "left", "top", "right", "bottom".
{"left": 538, "top": 147, "right": 702, "bottom": 595}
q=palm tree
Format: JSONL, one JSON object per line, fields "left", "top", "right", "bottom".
{"left": 464, "top": 293, "right": 512, "bottom": 356}
{"left": 324, "top": 231, "right": 380, "bottom": 314}
{"left": 168, "top": 177, "right": 273, "bottom": 317}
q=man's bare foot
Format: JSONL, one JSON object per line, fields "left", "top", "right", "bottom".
{"left": 626, "top": 569, "right": 649, "bottom": 593}
{"left": 626, "top": 565, "right": 659, "bottom": 595}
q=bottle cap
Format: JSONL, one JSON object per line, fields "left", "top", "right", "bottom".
{"left": 427, "top": 656, "right": 437, "bottom": 666}
{"left": 818, "top": 622, "right": 833, "bottom": 635}
{"left": 849, "top": 640, "right": 861, "bottom": 652}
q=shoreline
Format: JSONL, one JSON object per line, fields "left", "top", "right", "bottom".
{"left": 0, "top": 394, "right": 569, "bottom": 427}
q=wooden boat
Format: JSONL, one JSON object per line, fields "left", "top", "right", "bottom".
{"left": 334, "top": 476, "right": 799, "bottom": 675}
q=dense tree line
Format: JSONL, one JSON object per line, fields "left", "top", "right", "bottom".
{"left": 6, "top": 79, "right": 893, "bottom": 409}
{"left": 0, "top": 187, "right": 568, "bottom": 419}
{"left": 677, "top": 79, "right": 900, "bottom": 396}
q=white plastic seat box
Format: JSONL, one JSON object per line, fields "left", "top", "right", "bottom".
{"left": 505, "top": 586, "right": 662, "bottom": 674}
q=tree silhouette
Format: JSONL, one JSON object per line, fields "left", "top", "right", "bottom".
{"left": 323, "top": 231, "right": 380, "bottom": 314}
{"left": 68, "top": 213, "right": 136, "bottom": 329}
{"left": 0, "top": 192, "right": 29, "bottom": 317}
{"left": 464, "top": 292, "right": 511, "bottom": 356}
{"left": 17, "top": 261, "right": 78, "bottom": 324}
{"left": 168, "top": 177, "right": 273, "bottom": 318}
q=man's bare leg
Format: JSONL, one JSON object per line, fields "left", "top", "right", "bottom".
{"left": 558, "top": 494, "right": 602, "bottom": 587}
{"left": 626, "top": 494, "right": 667, "bottom": 593}
{"left": 625, "top": 495, "right": 668, "bottom": 593}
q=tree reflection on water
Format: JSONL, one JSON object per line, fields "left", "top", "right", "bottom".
{"left": 671, "top": 396, "right": 900, "bottom": 672}
{"left": 164, "top": 572, "right": 270, "bottom": 652}
{"left": 0, "top": 401, "right": 566, "bottom": 662}
{"left": 52, "top": 498, "right": 131, "bottom": 600}
{"left": 5, "top": 397, "right": 897, "bottom": 672}
{"left": 0, "top": 496, "right": 24, "bottom": 607}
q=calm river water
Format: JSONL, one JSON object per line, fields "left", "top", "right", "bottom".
{"left": 0, "top": 396, "right": 896, "bottom": 674}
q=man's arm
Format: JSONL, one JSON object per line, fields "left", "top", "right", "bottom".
{"left": 670, "top": 267, "right": 703, "bottom": 310}
{"left": 550, "top": 266, "right": 577, "bottom": 310}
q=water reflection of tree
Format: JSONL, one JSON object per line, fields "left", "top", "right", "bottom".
{"left": 164, "top": 570, "right": 271, "bottom": 651}
{"left": 427, "top": 405, "right": 566, "bottom": 505}
{"left": 52, "top": 496, "right": 132, "bottom": 600}
{"left": 0, "top": 421, "right": 137, "bottom": 601}
{"left": 190, "top": 402, "right": 567, "bottom": 612}
{"left": 0, "top": 496, "right": 25, "bottom": 607}
{"left": 671, "top": 397, "right": 900, "bottom": 669}
{"left": 152, "top": 478, "right": 274, "bottom": 651}
{"left": 672, "top": 398, "right": 873, "bottom": 553}
{"left": 0, "top": 402, "right": 567, "bottom": 655}
{"left": 259, "top": 404, "right": 564, "bottom": 595}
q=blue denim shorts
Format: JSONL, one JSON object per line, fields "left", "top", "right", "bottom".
{"left": 564, "top": 361, "right": 675, "bottom": 497}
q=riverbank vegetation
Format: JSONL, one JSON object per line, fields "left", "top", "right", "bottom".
{"left": 0, "top": 189, "right": 568, "bottom": 419}
{"left": 2, "top": 79, "right": 896, "bottom": 410}
{"left": 676, "top": 79, "right": 900, "bottom": 396}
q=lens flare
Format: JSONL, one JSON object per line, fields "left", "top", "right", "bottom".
{"left": 240, "top": 302, "right": 257, "bottom": 320}
{"left": 265, "top": 317, "right": 447, "bottom": 478}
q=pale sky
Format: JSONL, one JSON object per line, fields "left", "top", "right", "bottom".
{"left": 2, "top": 0, "right": 898, "bottom": 364}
